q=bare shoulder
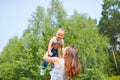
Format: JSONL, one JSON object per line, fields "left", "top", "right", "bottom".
{"left": 53, "top": 57, "right": 63, "bottom": 64}
{"left": 54, "top": 57, "right": 61, "bottom": 62}
{"left": 54, "top": 58, "right": 64, "bottom": 68}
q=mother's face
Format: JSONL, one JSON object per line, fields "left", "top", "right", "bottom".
{"left": 63, "top": 47, "right": 68, "bottom": 57}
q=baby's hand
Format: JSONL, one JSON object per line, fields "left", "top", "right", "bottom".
{"left": 48, "top": 52, "right": 53, "bottom": 56}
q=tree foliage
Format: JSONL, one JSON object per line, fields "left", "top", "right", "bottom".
{"left": 99, "top": 0, "right": 120, "bottom": 42}
{"left": 0, "top": 0, "right": 111, "bottom": 80}
{"left": 98, "top": 0, "right": 120, "bottom": 76}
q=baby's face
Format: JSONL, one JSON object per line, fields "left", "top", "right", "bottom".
{"left": 56, "top": 30, "right": 64, "bottom": 41}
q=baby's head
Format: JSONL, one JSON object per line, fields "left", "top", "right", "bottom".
{"left": 56, "top": 28, "right": 65, "bottom": 41}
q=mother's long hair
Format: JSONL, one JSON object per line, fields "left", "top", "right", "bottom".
{"left": 64, "top": 45, "right": 81, "bottom": 79}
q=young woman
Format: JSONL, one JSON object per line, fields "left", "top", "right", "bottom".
{"left": 43, "top": 45, "right": 81, "bottom": 80}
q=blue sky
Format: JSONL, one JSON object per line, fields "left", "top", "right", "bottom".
{"left": 0, "top": 0, "right": 103, "bottom": 52}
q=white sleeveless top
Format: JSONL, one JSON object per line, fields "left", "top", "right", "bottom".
{"left": 50, "top": 59, "right": 67, "bottom": 80}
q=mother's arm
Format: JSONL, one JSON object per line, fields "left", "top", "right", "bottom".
{"left": 43, "top": 52, "right": 58, "bottom": 64}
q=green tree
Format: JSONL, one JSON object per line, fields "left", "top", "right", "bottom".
{"left": 0, "top": 35, "right": 42, "bottom": 80}
{"left": 99, "top": 0, "right": 120, "bottom": 42}
{"left": 47, "top": 0, "right": 67, "bottom": 27}
{"left": 98, "top": 0, "right": 120, "bottom": 76}
{"left": 63, "top": 11, "right": 109, "bottom": 80}
{"left": 0, "top": 0, "right": 110, "bottom": 80}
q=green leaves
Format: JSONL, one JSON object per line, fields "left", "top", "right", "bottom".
{"left": 99, "top": 0, "right": 120, "bottom": 76}
{"left": 0, "top": 0, "right": 112, "bottom": 80}
{"left": 99, "top": 0, "right": 120, "bottom": 41}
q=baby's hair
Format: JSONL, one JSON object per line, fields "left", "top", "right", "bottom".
{"left": 57, "top": 28, "right": 65, "bottom": 32}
